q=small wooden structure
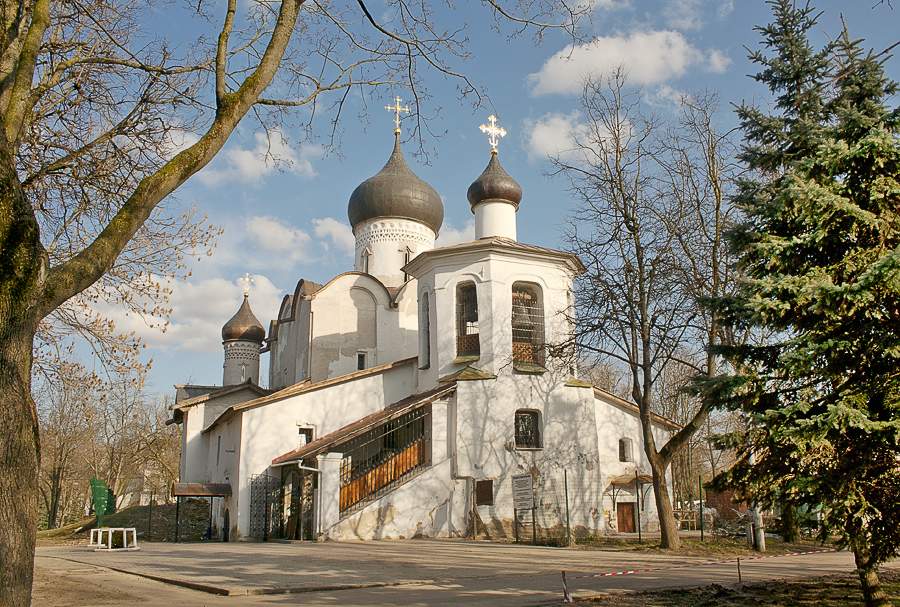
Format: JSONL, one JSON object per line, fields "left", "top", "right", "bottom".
{"left": 171, "top": 482, "right": 232, "bottom": 542}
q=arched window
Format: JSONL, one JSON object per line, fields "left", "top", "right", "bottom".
{"left": 515, "top": 410, "right": 542, "bottom": 449}
{"left": 456, "top": 282, "right": 479, "bottom": 358}
{"left": 618, "top": 438, "right": 633, "bottom": 463}
{"left": 419, "top": 292, "right": 431, "bottom": 369}
{"left": 512, "top": 282, "right": 545, "bottom": 367}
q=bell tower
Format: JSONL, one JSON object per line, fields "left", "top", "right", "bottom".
{"left": 221, "top": 274, "right": 265, "bottom": 385}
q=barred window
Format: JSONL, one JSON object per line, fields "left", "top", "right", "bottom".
{"left": 515, "top": 410, "right": 542, "bottom": 449}
{"left": 456, "top": 282, "right": 480, "bottom": 357}
{"left": 512, "top": 282, "right": 545, "bottom": 367}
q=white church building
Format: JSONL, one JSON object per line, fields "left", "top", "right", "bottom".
{"left": 171, "top": 114, "right": 678, "bottom": 542}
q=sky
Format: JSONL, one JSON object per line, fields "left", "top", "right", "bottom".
{"left": 100, "top": 0, "right": 898, "bottom": 397}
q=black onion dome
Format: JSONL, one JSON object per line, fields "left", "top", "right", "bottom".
{"left": 467, "top": 151, "right": 523, "bottom": 209}
{"left": 348, "top": 134, "right": 443, "bottom": 234}
{"left": 222, "top": 295, "right": 265, "bottom": 342}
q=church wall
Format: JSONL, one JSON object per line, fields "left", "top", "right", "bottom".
{"left": 204, "top": 415, "right": 241, "bottom": 540}
{"left": 181, "top": 405, "right": 208, "bottom": 484}
{"left": 418, "top": 249, "right": 577, "bottom": 387}
{"left": 307, "top": 274, "right": 417, "bottom": 383}
{"left": 453, "top": 374, "right": 605, "bottom": 538}
{"left": 322, "top": 397, "right": 470, "bottom": 540}
{"left": 200, "top": 389, "right": 264, "bottom": 432}
{"left": 593, "top": 393, "right": 674, "bottom": 532}
{"left": 234, "top": 362, "right": 416, "bottom": 538}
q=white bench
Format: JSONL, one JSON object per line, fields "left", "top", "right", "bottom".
{"left": 89, "top": 527, "right": 139, "bottom": 551}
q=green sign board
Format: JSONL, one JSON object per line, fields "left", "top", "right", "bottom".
{"left": 89, "top": 478, "right": 114, "bottom": 526}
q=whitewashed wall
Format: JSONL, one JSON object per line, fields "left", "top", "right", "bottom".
{"left": 233, "top": 362, "right": 416, "bottom": 538}
{"left": 323, "top": 398, "right": 470, "bottom": 540}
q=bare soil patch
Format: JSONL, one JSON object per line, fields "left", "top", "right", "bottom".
{"left": 577, "top": 569, "right": 900, "bottom": 606}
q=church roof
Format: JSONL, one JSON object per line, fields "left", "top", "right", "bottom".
{"left": 347, "top": 133, "right": 443, "bottom": 233}
{"left": 271, "top": 383, "right": 457, "bottom": 466}
{"left": 592, "top": 386, "right": 682, "bottom": 431}
{"left": 172, "top": 381, "right": 271, "bottom": 412}
{"left": 467, "top": 151, "right": 522, "bottom": 209}
{"left": 222, "top": 295, "right": 265, "bottom": 342}
{"left": 403, "top": 236, "right": 586, "bottom": 276}
{"left": 203, "top": 357, "right": 418, "bottom": 432}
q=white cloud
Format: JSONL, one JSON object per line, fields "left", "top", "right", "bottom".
{"left": 528, "top": 30, "right": 728, "bottom": 95}
{"left": 718, "top": 0, "right": 735, "bottom": 18}
{"left": 312, "top": 217, "right": 355, "bottom": 256}
{"left": 244, "top": 215, "right": 312, "bottom": 267}
{"left": 583, "top": 0, "right": 630, "bottom": 9}
{"left": 646, "top": 84, "right": 691, "bottom": 108}
{"left": 196, "top": 130, "right": 323, "bottom": 186}
{"left": 707, "top": 49, "right": 731, "bottom": 73}
{"left": 524, "top": 112, "right": 589, "bottom": 161}
{"left": 664, "top": 0, "right": 704, "bottom": 31}
{"left": 162, "top": 128, "right": 200, "bottom": 159}
{"left": 96, "top": 274, "right": 284, "bottom": 353}
{"left": 436, "top": 220, "right": 476, "bottom": 246}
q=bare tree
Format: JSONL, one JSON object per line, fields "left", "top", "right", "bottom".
{"left": 558, "top": 74, "right": 735, "bottom": 549}
{"left": 0, "top": 1, "right": 592, "bottom": 603}
{"left": 34, "top": 362, "right": 96, "bottom": 529}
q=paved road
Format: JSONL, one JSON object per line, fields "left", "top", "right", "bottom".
{"left": 35, "top": 540, "right": 887, "bottom": 606}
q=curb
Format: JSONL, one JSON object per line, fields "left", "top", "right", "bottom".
{"left": 41, "top": 555, "right": 431, "bottom": 596}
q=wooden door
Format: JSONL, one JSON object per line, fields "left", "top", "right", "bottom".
{"left": 617, "top": 502, "right": 636, "bottom": 533}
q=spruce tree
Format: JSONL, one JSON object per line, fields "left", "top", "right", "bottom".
{"left": 703, "top": 3, "right": 900, "bottom": 605}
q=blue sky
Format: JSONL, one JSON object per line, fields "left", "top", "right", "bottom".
{"left": 106, "top": 0, "right": 897, "bottom": 396}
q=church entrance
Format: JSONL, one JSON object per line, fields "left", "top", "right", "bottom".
{"left": 282, "top": 467, "right": 316, "bottom": 540}
{"left": 249, "top": 473, "right": 282, "bottom": 540}
{"left": 616, "top": 502, "right": 636, "bottom": 533}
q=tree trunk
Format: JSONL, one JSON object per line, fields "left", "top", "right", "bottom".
{"left": 780, "top": 500, "right": 799, "bottom": 543}
{"left": 852, "top": 536, "right": 891, "bottom": 607}
{"left": 0, "top": 325, "right": 40, "bottom": 607}
{"left": 1, "top": 141, "right": 46, "bottom": 607}
{"left": 649, "top": 459, "right": 680, "bottom": 549}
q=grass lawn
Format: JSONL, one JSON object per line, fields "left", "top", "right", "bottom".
{"left": 577, "top": 569, "right": 900, "bottom": 606}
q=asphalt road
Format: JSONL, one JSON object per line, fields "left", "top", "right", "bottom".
{"left": 35, "top": 539, "right": 889, "bottom": 606}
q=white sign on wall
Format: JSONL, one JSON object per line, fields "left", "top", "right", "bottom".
{"left": 511, "top": 474, "right": 534, "bottom": 511}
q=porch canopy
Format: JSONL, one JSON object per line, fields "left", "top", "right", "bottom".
{"left": 608, "top": 473, "right": 654, "bottom": 487}
{"left": 171, "top": 482, "right": 232, "bottom": 497}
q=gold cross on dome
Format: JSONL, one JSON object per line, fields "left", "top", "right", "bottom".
{"left": 385, "top": 96, "right": 410, "bottom": 134}
{"left": 479, "top": 114, "right": 507, "bottom": 152}
{"left": 239, "top": 272, "right": 255, "bottom": 297}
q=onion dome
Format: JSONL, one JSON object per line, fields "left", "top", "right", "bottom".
{"left": 348, "top": 133, "right": 444, "bottom": 234}
{"left": 466, "top": 150, "right": 523, "bottom": 209}
{"left": 222, "top": 295, "right": 265, "bottom": 343}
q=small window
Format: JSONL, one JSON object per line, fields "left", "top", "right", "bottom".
{"left": 403, "top": 246, "right": 413, "bottom": 281}
{"left": 475, "top": 479, "right": 494, "bottom": 506}
{"left": 514, "top": 410, "right": 542, "bottom": 449}
{"left": 298, "top": 428, "right": 314, "bottom": 446}
{"left": 216, "top": 435, "right": 222, "bottom": 466}
{"left": 512, "top": 282, "right": 545, "bottom": 367}
{"left": 619, "top": 438, "right": 633, "bottom": 463}
{"left": 419, "top": 292, "right": 431, "bottom": 369}
{"left": 456, "top": 282, "right": 479, "bottom": 357}
{"left": 357, "top": 351, "right": 367, "bottom": 370}
{"left": 362, "top": 248, "right": 372, "bottom": 274}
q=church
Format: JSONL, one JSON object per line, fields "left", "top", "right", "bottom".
{"left": 171, "top": 109, "right": 678, "bottom": 542}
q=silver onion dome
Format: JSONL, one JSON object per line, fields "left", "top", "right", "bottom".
{"left": 222, "top": 295, "right": 265, "bottom": 343}
{"left": 348, "top": 133, "right": 444, "bottom": 234}
{"left": 466, "top": 150, "right": 523, "bottom": 209}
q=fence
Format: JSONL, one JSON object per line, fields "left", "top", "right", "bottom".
{"left": 338, "top": 405, "right": 432, "bottom": 514}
